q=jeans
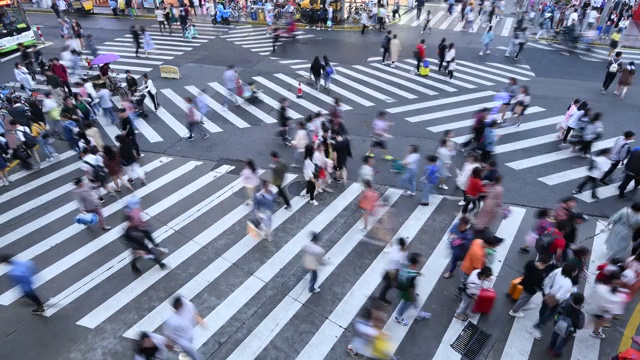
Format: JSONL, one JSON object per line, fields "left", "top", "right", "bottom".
{"left": 187, "top": 121, "right": 207, "bottom": 138}
{"left": 323, "top": 75, "right": 332, "bottom": 89}
{"left": 601, "top": 160, "right": 621, "bottom": 181}
{"left": 534, "top": 300, "right": 559, "bottom": 329}
{"left": 396, "top": 299, "right": 417, "bottom": 318}
{"left": 422, "top": 182, "right": 435, "bottom": 203}
{"left": 309, "top": 269, "right": 318, "bottom": 292}
{"left": 511, "top": 291, "right": 535, "bottom": 313}
{"left": 447, "top": 246, "right": 467, "bottom": 274}
{"left": 306, "top": 180, "right": 316, "bottom": 200}
{"left": 37, "top": 136, "right": 57, "bottom": 158}
{"left": 102, "top": 107, "right": 117, "bottom": 124}
{"left": 402, "top": 167, "right": 416, "bottom": 193}
{"left": 382, "top": 47, "right": 390, "bottom": 62}
{"left": 456, "top": 293, "right": 474, "bottom": 314}
{"left": 482, "top": 42, "right": 490, "bottom": 53}
{"left": 548, "top": 331, "right": 569, "bottom": 354}
{"left": 223, "top": 87, "right": 237, "bottom": 106}
{"left": 575, "top": 175, "right": 598, "bottom": 197}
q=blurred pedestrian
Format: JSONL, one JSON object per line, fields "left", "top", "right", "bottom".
{"left": 616, "top": 61, "right": 636, "bottom": 100}
{"left": 0, "top": 255, "right": 45, "bottom": 314}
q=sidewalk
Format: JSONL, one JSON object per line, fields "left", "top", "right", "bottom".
{"left": 621, "top": 20, "right": 640, "bottom": 48}
{"left": 23, "top": 3, "right": 411, "bottom": 30}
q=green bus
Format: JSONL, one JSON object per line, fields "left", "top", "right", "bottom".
{"left": 0, "top": 0, "right": 36, "bottom": 53}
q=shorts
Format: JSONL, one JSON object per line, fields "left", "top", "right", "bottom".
{"left": 371, "top": 139, "right": 387, "bottom": 150}
{"left": 335, "top": 159, "right": 345, "bottom": 172}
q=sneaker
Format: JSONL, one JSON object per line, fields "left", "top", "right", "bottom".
{"left": 479, "top": 51, "right": 484, "bottom": 55}
{"left": 360, "top": 226, "right": 368, "bottom": 232}
{"left": 203, "top": 134, "right": 210, "bottom": 139}
{"left": 439, "top": 184, "right": 449, "bottom": 190}
{"left": 334, "top": 178, "right": 342, "bottom": 183}
{"left": 155, "top": 247, "right": 169, "bottom": 254}
{"left": 310, "top": 288, "right": 321, "bottom": 294}
{"left": 518, "top": 247, "right": 530, "bottom": 254}
{"left": 458, "top": 200, "right": 465, "bottom": 206}
{"left": 530, "top": 327, "right": 542, "bottom": 340}
{"left": 346, "top": 346, "right": 358, "bottom": 357}
{"left": 383, "top": 154, "right": 394, "bottom": 161}
{"left": 32, "top": 306, "right": 45, "bottom": 315}
{"left": 486, "top": 50, "right": 490, "bottom": 54}
{"left": 590, "top": 331, "right": 605, "bottom": 339}
{"left": 310, "top": 200, "right": 318, "bottom": 205}
{"left": 416, "top": 311, "right": 432, "bottom": 320}
{"left": 393, "top": 316, "right": 409, "bottom": 326}
{"left": 514, "top": 57, "right": 519, "bottom": 60}
{"left": 187, "top": 136, "right": 195, "bottom": 141}
{"left": 572, "top": 189, "right": 581, "bottom": 194}
{"left": 419, "top": 202, "right": 429, "bottom": 206}
{"left": 599, "top": 180, "right": 609, "bottom": 185}
{"left": 102, "top": 225, "right": 112, "bottom": 231}
{"left": 509, "top": 310, "right": 524, "bottom": 318}
{"left": 98, "top": 197, "right": 105, "bottom": 203}
{"left": 316, "top": 188, "right": 324, "bottom": 193}
{"left": 592, "top": 195, "right": 600, "bottom": 200}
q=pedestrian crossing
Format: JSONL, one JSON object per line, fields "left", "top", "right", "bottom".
{"left": 220, "top": 25, "right": 316, "bottom": 56}
{"left": 397, "top": 8, "right": 517, "bottom": 37}
{"left": 0, "top": 153, "right": 617, "bottom": 359}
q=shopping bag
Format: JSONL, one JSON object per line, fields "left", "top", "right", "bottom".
{"left": 75, "top": 212, "right": 98, "bottom": 225}
{"left": 246, "top": 218, "right": 262, "bottom": 240}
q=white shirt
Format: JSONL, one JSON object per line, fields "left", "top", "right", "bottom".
{"left": 14, "top": 125, "right": 32, "bottom": 142}
{"left": 359, "top": 164, "right": 374, "bottom": 183}
{"left": 543, "top": 268, "right": 574, "bottom": 302}
{"left": 155, "top": 9, "right": 165, "bottom": 21}
{"left": 240, "top": 167, "right": 260, "bottom": 188}
{"left": 303, "top": 242, "right": 325, "bottom": 270}
{"left": 292, "top": 129, "right": 309, "bottom": 151}
{"left": 465, "top": 269, "right": 485, "bottom": 297}
{"left": 312, "top": 151, "right": 326, "bottom": 168}
{"left": 587, "top": 9, "right": 598, "bottom": 23}
{"left": 445, "top": 48, "right": 456, "bottom": 62}
{"left": 80, "top": 153, "right": 104, "bottom": 174}
{"left": 372, "top": 118, "right": 388, "bottom": 136}
{"left": 385, "top": 246, "right": 407, "bottom": 271}
{"left": 437, "top": 145, "right": 455, "bottom": 165}
{"left": 162, "top": 298, "right": 197, "bottom": 347}
{"left": 83, "top": 82, "right": 98, "bottom": 100}
{"left": 303, "top": 158, "right": 315, "bottom": 181}
{"left": 588, "top": 155, "right": 610, "bottom": 178}
{"left": 222, "top": 69, "right": 237, "bottom": 89}
{"left": 97, "top": 88, "right": 112, "bottom": 108}
{"left": 568, "top": 12, "right": 579, "bottom": 26}
{"left": 404, "top": 153, "right": 420, "bottom": 170}
{"left": 140, "top": 79, "right": 157, "bottom": 94}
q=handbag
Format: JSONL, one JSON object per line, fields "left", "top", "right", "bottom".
{"left": 543, "top": 293, "right": 558, "bottom": 307}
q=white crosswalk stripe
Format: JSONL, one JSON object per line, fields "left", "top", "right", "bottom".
{"left": 0, "top": 152, "right": 615, "bottom": 359}
{"left": 220, "top": 25, "right": 316, "bottom": 55}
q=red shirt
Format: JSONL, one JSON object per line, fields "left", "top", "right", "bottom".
{"left": 51, "top": 63, "right": 69, "bottom": 82}
{"left": 416, "top": 44, "right": 426, "bottom": 59}
{"left": 465, "top": 177, "right": 484, "bottom": 197}
{"left": 546, "top": 228, "right": 566, "bottom": 254}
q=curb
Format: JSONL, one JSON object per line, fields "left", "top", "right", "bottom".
{"left": 533, "top": 36, "right": 640, "bottom": 51}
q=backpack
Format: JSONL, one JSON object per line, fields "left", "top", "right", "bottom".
{"left": 83, "top": 160, "right": 108, "bottom": 184}
{"left": 381, "top": 36, "right": 390, "bottom": 48}
{"left": 535, "top": 228, "right": 556, "bottom": 255}
{"left": 609, "top": 60, "right": 621, "bottom": 73}
{"left": 326, "top": 66, "right": 334, "bottom": 75}
{"left": 554, "top": 314, "right": 574, "bottom": 337}
{"left": 17, "top": 128, "right": 38, "bottom": 149}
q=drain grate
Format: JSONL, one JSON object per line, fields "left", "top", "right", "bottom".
{"left": 450, "top": 322, "right": 492, "bottom": 360}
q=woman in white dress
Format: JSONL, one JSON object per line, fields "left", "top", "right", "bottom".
{"left": 14, "top": 63, "right": 34, "bottom": 94}
{"left": 141, "top": 26, "right": 155, "bottom": 57}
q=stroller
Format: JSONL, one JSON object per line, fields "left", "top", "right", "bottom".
{"left": 130, "top": 91, "right": 148, "bottom": 119}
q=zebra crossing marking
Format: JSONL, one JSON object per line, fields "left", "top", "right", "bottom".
{"left": 161, "top": 89, "right": 224, "bottom": 133}
{"left": 293, "top": 71, "right": 375, "bottom": 107}
{"left": 111, "top": 97, "right": 164, "bottom": 143}
{"left": 207, "top": 82, "right": 278, "bottom": 123}
{"left": 184, "top": 85, "right": 251, "bottom": 128}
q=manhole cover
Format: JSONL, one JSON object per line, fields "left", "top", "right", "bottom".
{"left": 286, "top": 180, "right": 306, "bottom": 196}
{"left": 450, "top": 322, "right": 492, "bottom": 360}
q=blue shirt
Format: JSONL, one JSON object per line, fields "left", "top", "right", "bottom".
{"left": 424, "top": 164, "right": 439, "bottom": 184}
{"left": 483, "top": 128, "right": 497, "bottom": 152}
{"left": 7, "top": 260, "right": 36, "bottom": 293}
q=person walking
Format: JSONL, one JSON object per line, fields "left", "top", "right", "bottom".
{"left": 278, "top": 98, "right": 292, "bottom": 146}
{"left": 547, "top": 292, "right": 585, "bottom": 356}
{"left": 183, "top": 97, "right": 209, "bottom": 141}
{"left": 608, "top": 28, "right": 622, "bottom": 57}
{"left": 600, "top": 131, "right": 635, "bottom": 185}
{"left": 162, "top": 296, "right": 205, "bottom": 360}
{"left": 222, "top": 65, "right": 239, "bottom": 108}
{"left": 602, "top": 51, "right": 623, "bottom": 94}
{"left": 416, "top": 0, "right": 425, "bottom": 19}
{"left": 573, "top": 148, "right": 610, "bottom": 199}
{"left": 479, "top": 26, "right": 494, "bottom": 55}
{"left": 400, "top": 144, "right": 420, "bottom": 196}
{"left": 414, "top": 39, "right": 426, "bottom": 74}
{"left": 618, "top": 147, "right": 640, "bottom": 198}
{"left": 393, "top": 252, "right": 432, "bottom": 326}
{"left": 123, "top": 201, "right": 168, "bottom": 274}
{"left": 139, "top": 73, "right": 159, "bottom": 111}
{"left": 421, "top": 9, "right": 432, "bottom": 34}
{"left": 378, "top": 237, "right": 408, "bottom": 304}
{"left": 605, "top": 203, "right": 640, "bottom": 259}
{"left": 322, "top": 55, "right": 334, "bottom": 90}
{"left": 443, "top": 216, "right": 474, "bottom": 278}
{"left": 115, "top": 134, "right": 146, "bottom": 186}
{"left": 50, "top": 58, "right": 72, "bottom": 95}
{"left": 310, "top": 56, "right": 324, "bottom": 90}
{"left": 529, "top": 263, "right": 578, "bottom": 340}
{"left": 615, "top": 61, "right": 636, "bottom": 100}
{"left": 118, "top": 108, "right": 141, "bottom": 156}
{"left": 141, "top": 26, "right": 154, "bottom": 57}
{"left": 11, "top": 119, "right": 41, "bottom": 169}
{"left": 420, "top": 154, "right": 439, "bottom": 206}
{"left": 156, "top": 6, "right": 167, "bottom": 34}
{"left": 509, "top": 254, "right": 553, "bottom": 317}
{"left": 381, "top": 30, "right": 391, "bottom": 64}
{"left": 461, "top": 167, "right": 484, "bottom": 215}
{"left": 360, "top": 179, "right": 380, "bottom": 232}
{"left": 102, "top": 144, "right": 133, "bottom": 192}
{"left": 303, "top": 144, "right": 318, "bottom": 206}
{"left": 252, "top": 179, "right": 276, "bottom": 241}
{"left": 0, "top": 255, "right": 46, "bottom": 314}
{"left": 437, "top": 38, "right": 447, "bottom": 72}
{"left": 163, "top": 5, "right": 174, "bottom": 35}
{"left": 443, "top": 42, "right": 455, "bottom": 73}
{"left": 390, "top": 34, "right": 401, "bottom": 67}
{"left": 131, "top": 25, "right": 142, "bottom": 57}
{"left": 270, "top": 151, "right": 292, "bottom": 209}
{"left": 303, "top": 232, "right": 326, "bottom": 294}
{"left": 241, "top": 159, "right": 260, "bottom": 205}
{"left": 454, "top": 266, "right": 493, "bottom": 322}
{"left": 332, "top": 132, "right": 351, "bottom": 184}
{"left": 473, "top": 175, "right": 504, "bottom": 231}
{"left": 72, "top": 177, "right": 111, "bottom": 230}
{"left": 134, "top": 332, "right": 171, "bottom": 359}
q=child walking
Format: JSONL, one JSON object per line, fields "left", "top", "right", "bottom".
{"left": 454, "top": 266, "right": 493, "bottom": 321}
{"left": 421, "top": 10, "right": 432, "bottom": 34}
{"left": 480, "top": 26, "right": 494, "bottom": 55}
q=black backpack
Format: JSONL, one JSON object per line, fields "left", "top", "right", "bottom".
{"left": 17, "top": 128, "right": 37, "bottom": 149}
{"left": 84, "top": 160, "right": 108, "bottom": 184}
{"left": 535, "top": 228, "right": 556, "bottom": 255}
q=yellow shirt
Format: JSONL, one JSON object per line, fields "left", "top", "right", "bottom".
{"left": 611, "top": 32, "right": 621, "bottom": 41}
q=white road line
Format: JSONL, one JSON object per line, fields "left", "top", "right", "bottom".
{"left": 184, "top": 85, "right": 250, "bottom": 128}
{"left": 336, "top": 67, "right": 417, "bottom": 99}
{"left": 427, "top": 107, "right": 546, "bottom": 132}
{"left": 221, "top": 31, "right": 268, "bottom": 38}
{"left": 123, "top": 174, "right": 303, "bottom": 338}
{"left": 456, "top": 60, "right": 530, "bottom": 80}
{"left": 424, "top": 11, "right": 445, "bottom": 29}
{"left": 501, "top": 17, "right": 513, "bottom": 37}
{"left": 97, "top": 46, "right": 183, "bottom": 55}
{"left": 227, "top": 27, "right": 260, "bottom": 33}
{"left": 431, "top": 207, "right": 526, "bottom": 359}
{"left": 258, "top": 52, "right": 271, "bottom": 55}
{"left": 294, "top": 71, "right": 374, "bottom": 107}
{"left": 208, "top": 82, "right": 277, "bottom": 123}
{"left": 160, "top": 89, "right": 223, "bottom": 133}
{"left": 0, "top": 161, "right": 80, "bottom": 205}
{"left": 147, "top": 100, "right": 190, "bottom": 137}
{"left": 370, "top": 63, "right": 457, "bottom": 92}
{"left": 387, "top": 90, "right": 494, "bottom": 114}
{"left": 437, "top": 61, "right": 510, "bottom": 82}
{"left": 0, "top": 158, "right": 175, "bottom": 278}
{"left": 453, "top": 18, "right": 465, "bottom": 31}
{"left": 438, "top": 10, "right": 458, "bottom": 30}
{"left": 574, "top": 181, "right": 634, "bottom": 203}
{"left": 253, "top": 76, "right": 325, "bottom": 113}
{"left": 506, "top": 138, "right": 616, "bottom": 170}
{"left": 279, "top": 59, "right": 307, "bottom": 64}
{"left": 5, "top": 151, "right": 76, "bottom": 183}
{"left": 570, "top": 222, "right": 608, "bottom": 360}
{"left": 84, "top": 54, "right": 164, "bottom": 65}
{"left": 470, "top": 17, "right": 483, "bottom": 33}
{"left": 273, "top": 73, "right": 353, "bottom": 109}
{"left": 83, "top": 50, "right": 174, "bottom": 60}
{"left": 286, "top": 196, "right": 441, "bottom": 360}
{"left": 144, "top": 31, "right": 217, "bottom": 39}
{"left": 353, "top": 65, "right": 439, "bottom": 95}
{"left": 250, "top": 89, "right": 302, "bottom": 119}
{"left": 45, "top": 166, "right": 245, "bottom": 318}
{"left": 242, "top": 42, "right": 282, "bottom": 48}
{"left": 398, "top": 9, "right": 416, "bottom": 25}
{"left": 113, "top": 38, "right": 201, "bottom": 47}
{"left": 494, "top": 133, "right": 558, "bottom": 154}
{"left": 111, "top": 97, "right": 163, "bottom": 143}
{"left": 485, "top": 62, "right": 536, "bottom": 76}
{"left": 526, "top": 42, "right": 553, "bottom": 50}
{"left": 331, "top": 73, "right": 396, "bottom": 102}
{"left": 392, "top": 61, "right": 476, "bottom": 88}
{"left": 290, "top": 64, "right": 310, "bottom": 69}
{"left": 191, "top": 184, "right": 366, "bottom": 349}
{"left": 450, "top": 115, "right": 560, "bottom": 142}
{"left": 406, "top": 101, "right": 498, "bottom": 122}
{"left": 123, "top": 34, "right": 208, "bottom": 43}
{"left": 404, "top": 59, "right": 495, "bottom": 85}
{"left": 500, "top": 291, "right": 543, "bottom": 360}
{"left": 539, "top": 166, "right": 588, "bottom": 185}
{"left": 250, "top": 47, "right": 276, "bottom": 52}
{"left": 102, "top": 42, "right": 193, "bottom": 52}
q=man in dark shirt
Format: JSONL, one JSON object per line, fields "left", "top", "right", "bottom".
{"left": 61, "top": 96, "right": 82, "bottom": 123}
{"left": 178, "top": 9, "right": 188, "bottom": 36}
{"left": 124, "top": 70, "right": 138, "bottom": 96}
{"left": 118, "top": 108, "right": 140, "bottom": 157}
{"left": 278, "top": 98, "right": 291, "bottom": 146}
{"left": 130, "top": 25, "right": 141, "bottom": 56}
{"left": 333, "top": 132, "right": 352, "bottom": 184}
{"left": 270, "top": 151, "right": 291, "bottom": 210}
{"left": 18, "top": 43, "right": 35, "bottom": 80}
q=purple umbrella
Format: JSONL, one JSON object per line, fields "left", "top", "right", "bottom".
{"left": 91, "top": 53, "right": 120, "bottom": 65}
